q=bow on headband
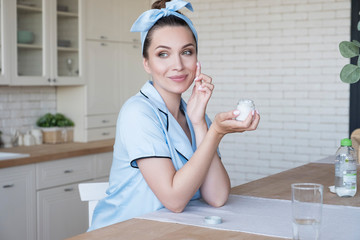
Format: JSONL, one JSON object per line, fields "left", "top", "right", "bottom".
{"left": 130, "top": 0, "right": 198, "bottom": 54}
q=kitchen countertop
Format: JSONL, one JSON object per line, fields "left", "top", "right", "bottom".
{"left": 0, "top": 139, "right": 114, "bottom": 169}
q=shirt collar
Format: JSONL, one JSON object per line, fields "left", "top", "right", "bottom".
{"left": 140, "top": 80, "right": 168, "bottom": 114}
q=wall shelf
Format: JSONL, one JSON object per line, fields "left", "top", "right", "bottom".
{"left": 57, "top": 11, "right": 78, "bottom": 18}
{"left": 17, "top": 5, "right": 42, "bottom": 13}
{"left": 58, "top": 47, "right": 78, "bottom": 52}
{"left": 17, "top": 43, "right": 42, "bottom": 49}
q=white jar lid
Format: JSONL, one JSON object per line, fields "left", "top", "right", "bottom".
{"left": 204, "top": 215, "right": 222, "bottom": 224}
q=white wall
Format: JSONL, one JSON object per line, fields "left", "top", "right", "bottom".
{"left": 184, "top": 0, "right": 351, "bottom": 186}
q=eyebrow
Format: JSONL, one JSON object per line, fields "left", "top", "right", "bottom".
{"left": 155, "top": 43, "right": 195, "bottom": 50}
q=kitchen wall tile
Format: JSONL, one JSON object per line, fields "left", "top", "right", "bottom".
{"left": 0, "top": 87, "right": 56, "bottom": 135}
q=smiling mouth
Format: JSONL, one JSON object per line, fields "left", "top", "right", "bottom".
{"left": 169, "top": 75, "right": 188, "bottom": 82}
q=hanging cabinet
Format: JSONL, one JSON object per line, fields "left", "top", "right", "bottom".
{"left": 0, "top": 0, "right": 10, "bottom": 85}
{"left": 10, "top": 0, "right": 83, "bottom": 86}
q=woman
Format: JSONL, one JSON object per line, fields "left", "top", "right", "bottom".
{"left": 89, "top": 0, "right": 260, "bottom": 231}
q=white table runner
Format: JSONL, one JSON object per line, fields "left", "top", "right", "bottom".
{"left": 137, "top": 195, "right": 360, "bottom": 240}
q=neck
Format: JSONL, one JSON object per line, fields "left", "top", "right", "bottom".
{"left": 153, "top": 84, "right": 182, "bottom": 119}
{"left": 164, "top": 93, "right": 182, "bottom": 119}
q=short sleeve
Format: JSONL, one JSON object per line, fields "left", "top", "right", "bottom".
{"left": 117, "top": 97, "right": 171, "bottom": 167}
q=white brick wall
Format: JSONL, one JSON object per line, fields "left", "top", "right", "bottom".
{"left": 184, "top": 0, "right": 351, "bottom": 186}
{"left": 0, "top": 1, "right": 351, "bottom": 187}
{"left": 0, "top": 87, "right": 56, "bottom": 135}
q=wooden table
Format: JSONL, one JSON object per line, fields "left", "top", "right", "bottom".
{"left": 67, "top": 163, "right": 359, "bottom": 240}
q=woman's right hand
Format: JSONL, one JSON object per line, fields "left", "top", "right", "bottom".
{"left": 211, "top": 109, "right": 260, "bottom": 137}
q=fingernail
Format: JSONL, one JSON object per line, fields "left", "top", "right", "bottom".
{"left": 197, "top": 61, "right": 200, "bottom": 67}
{"left": 256, "top": 109, "right": 259, "bottom": 115}
{"left": 233, "top": 110, "right": 240, "bottom": 115}
{"left": 252, "top": 110, "right": 255, "bottom": 116}
{"left": 194, "top": 76, "right": 198, "bottom": 81}
{"left": 198, "top": 85, "right": 203, "bottom": 90}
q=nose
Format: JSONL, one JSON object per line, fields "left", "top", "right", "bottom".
{"left": 172, "top": 54, "right": 184, "bottom": 71}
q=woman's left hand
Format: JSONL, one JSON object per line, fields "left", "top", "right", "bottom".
{"left": 187, "top": 62, "right": 214, "bottom": 126}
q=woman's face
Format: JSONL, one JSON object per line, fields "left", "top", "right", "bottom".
{"left": 143, "top": 26, "right": 197, "bottom": 98}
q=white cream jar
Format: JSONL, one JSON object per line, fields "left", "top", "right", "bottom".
{"left": 236, "top": 99, "right": 255, "bottom": 121}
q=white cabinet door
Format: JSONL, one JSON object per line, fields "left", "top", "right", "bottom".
{"left": 84, "top": 0, "right": 120, "bottom": 41}
{"left": 95, "top": 152, "right": 113, "bottom": 179}
{"left": 86, "top": 40, "right": 120, "bottom": 115}
{"left": 37, "top": 183, "right": 88, "bottom": 240}
{"left": 0, "top": 0, "right": 11, "bottom": 85}
{"left": 118, "top": 0, "right": 149, "bottom": 43}
{"left": 118, "top": 41, "right": 148, "bottom": 106}
{"left": 0, "top": 165, "right": 36, "bottom": 240}
{"left": 84, "top": 0, "right": 149, "bottom": 42}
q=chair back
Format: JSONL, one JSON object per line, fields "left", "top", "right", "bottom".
{"left": 78, "top": 182, "right": 109, "bottom": 227}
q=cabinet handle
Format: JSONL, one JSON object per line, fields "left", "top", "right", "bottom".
{"left": 102, "top": 132, "right": 110, "bottom": 136}
{"left": 64, "top": 188, "right": 74, "bottom": 192}
{"left": 3, "top": 184, "right": 14, "bottom": 188}
{"left": 102, "top": 120, "right": 110, "bottom": 123}
{"left": 53, "top": 78, "right": 57, "bottom": 82}
{"left": 100, "top": 35, "right": 107, "bottom": 39}
{"left": 64, "top": 169, "right": 73, "bottom": 174}
{"left": 48, "top": 78, "right": 51, "bottom": 82}
{"left": 101, "top": 43, "right": 107, "bottom": 46}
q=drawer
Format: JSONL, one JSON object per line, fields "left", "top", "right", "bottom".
{"left": 36, "top": 155, "right": 95, "bottom": 190}
{"left": 95, "top": 152, "right": 113, "bottom": 178}
{"left": 86, "top": 114, "right": 117, "bottom": 128}
{"left": 87, "top": 127, "right": 116, "bottom": 141}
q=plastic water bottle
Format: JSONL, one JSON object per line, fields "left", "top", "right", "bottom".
{"left": 334, "top": 138, "right": 357, "bottom": 197}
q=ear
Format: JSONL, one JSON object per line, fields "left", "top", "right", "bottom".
{"left": 143, "top": 58, "right": 151, "bottom": 74}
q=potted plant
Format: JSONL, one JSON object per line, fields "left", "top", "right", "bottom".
{"left": 36, "top": 113, "right": 74, "bottom": 144}
{"left": 339, "top": 15, "right": 360, "bottom": 84}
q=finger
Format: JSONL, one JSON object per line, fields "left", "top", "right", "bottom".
{"left": 196, "top": 61, "right": 201, "bottom": 77}
{"left": 248, "top": 112, "right": 260, "bottom": 130}
{"left": 194, "top": 61, "right": 201, "bottom": 81}
{"left": 239, "top": 111, "right": 254, "bottom": 128}
{"left": 198, "top": 82, "right": 214, "bottom": 91}
{"left": 218, "top": 110, "right": 240, "bottom": 121}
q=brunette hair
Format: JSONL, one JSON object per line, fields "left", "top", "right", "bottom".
{"left": 142, "top": 0, "right": 197, "bottom": 58}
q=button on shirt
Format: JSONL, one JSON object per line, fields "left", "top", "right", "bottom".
{"left": 89, "top": 81, "right": 216, "bottom": 231}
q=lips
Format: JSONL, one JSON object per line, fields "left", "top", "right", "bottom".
{"left": 169, "top": 74, "right": 188, "bottom": 82}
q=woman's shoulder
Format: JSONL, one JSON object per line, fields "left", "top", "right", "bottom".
{"left": 120, "top": 94, "right": 158, "bottom": 119}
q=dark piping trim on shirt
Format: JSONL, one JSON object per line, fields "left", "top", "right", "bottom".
{"left": 130, "top": 156, "right": 171, "bottom": 168}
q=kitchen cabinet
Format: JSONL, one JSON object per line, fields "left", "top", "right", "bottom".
{"left": 10, "top": 0, "right": 83, "bottom": 86}
{"left": 0, "top": 0, "right": 10, "bottom": 85}
{"left": 84, "top": 0, "right": 148, "bottom": 42}
{"left": 57, "top": 0, "right": 149, "bottom": 142}
{"left": 0, "top": 150, "right": 113, "bottom": 240}
{"left": 0, "top": 164, "right": 36, "bottom": 240}
{"left": 36, "top": 152, "right": 112, "bottom": 240}
{"left": 57, "top": 40, "right": 146, "bottom": 142}
{"left": 86, "top": 40, "right": 119, "bottom": 115}
{"left": 37, "top": 183, "right": 88, "bottom": 240}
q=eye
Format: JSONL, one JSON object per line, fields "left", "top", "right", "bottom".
{"left": 182, "top": 50, "right": 192, "bottom": 55}
{"left": 158, "top": 52, "right": 168, "bottom": 58}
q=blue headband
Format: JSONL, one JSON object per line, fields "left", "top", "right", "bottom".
{"left": 130, "top": 0, "right": 198, "bottom": 54}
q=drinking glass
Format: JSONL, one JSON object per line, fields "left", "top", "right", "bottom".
{"left": 291, "top": 183, "right": 323, "bottom": 240}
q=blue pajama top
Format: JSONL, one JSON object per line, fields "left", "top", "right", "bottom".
{"left": 88, "top": 81, "right": 215, "bottom": 231}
